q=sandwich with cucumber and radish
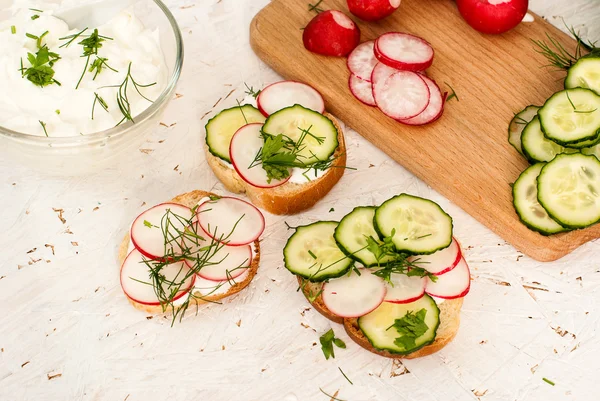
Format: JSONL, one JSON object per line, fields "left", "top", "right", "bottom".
{"left": 204, "top": 81, "right": 348, "bottom": 215}
{"left": 118, "top": 190, "right": 265, "bottom": 321}
{"left": 284, "top": 194, "right": 471, "bottom": 358}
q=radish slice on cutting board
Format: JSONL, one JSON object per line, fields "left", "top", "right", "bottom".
{"left": 230, "top": 123, "right": 291, "bottom": 188}
{"left": 425, "top": 257, "right": 471, "bottom": 299}
{"left": 120, "top": 249, "right": 195, "bottom": 305}
{"left": 349, "top": 74, "right": 376, "bottom": 106}
{"left": 375, "top": 32, "right": 434, "bottom": 72}
{"left": 196, "top": 197, "right": 265, "bottom": 246}
{"left": 322, "top": 268, "right": 387, "bottom": 317}
{"left": 373, "top": 70, "right": 430, "bottom": 120}
{"left": 347, "top": 40, "right": 378, "bottom": 81}
{"left": 182, "top": 222, "right": 252, "bottom": 281}
{"left": 130, "top": 203, "right": 193, "bottom": 260}
{"left": 257, "top": 81, "right": 325, "bottom": 116}
{"left": 401, "top": 75, "right": 446, "bottom": 126}
{"left": 384, "top": 273, "right": 426, "bottom": 304}
{"left": 409, "top": 237, "right": 461, "bottom": 275}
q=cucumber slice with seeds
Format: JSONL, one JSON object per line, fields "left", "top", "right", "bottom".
{"left": 509, "top": 105, "right": 540, "bottom": 156}
{"left": 374, "top": 194, "right": 453, "bottom": 255}
{"left": 521, "top": 116, "right": 578, "bottom": 163}
{"left": 537, "top": 153, "right": 600, "bottom": 229}
{"left": 513, "top": 163, "right": 567, "bottom": 235}
{"left": 538, "top": 88, "right": 600, "bottom": 145}
{"left": 582, "top": 143, "right": 600, "bottom": 160}
{"left": 565, "top": 57, "right": 600, "bottom": 96}
{"left": 284, "top": 221, "right": 353, "bottom": 282}
{"left": 205, "top": 105, "right": 266, "bottom": 162}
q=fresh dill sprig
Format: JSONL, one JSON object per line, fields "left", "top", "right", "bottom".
{"left": 532, "top": 23, "right": 599, "bottom": 71}
{"left": 59, "top": 27, "right": 88, "bottom": 48}
{"left": 89, "top": 57, "right": 118, "bottom": 80}
{"left": 39, "top": 120, "right": 48, "bottom": 137}
{"left": 308, "top": 0, "right": 325, "bottom": 14}
{"left": 244, "top": 83, "right": 261, "bottom": 99}
{"left": 75, "top": 29, "right": 113, "bottom": 89}
{"left": 91, "top": 92, "right": 109, "bottom": 120}
{"left": 338, "top": 367, "right": 353, "bottom": 385}
{"left": 445, "top": 82, "right": 459, "bottom": 102}
{"left": 29, "top": 8, "right": 43, "bottom": 12}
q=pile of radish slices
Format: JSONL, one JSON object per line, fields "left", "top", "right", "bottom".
{"left": 120, "top": 196, "right": 265, "bottom": 309}
{"left": 347, "top": 32, "right": 446, "bottom": 125}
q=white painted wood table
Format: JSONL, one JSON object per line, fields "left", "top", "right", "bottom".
{"left": 1, "top": 1, "right": 600, "bottom": 400}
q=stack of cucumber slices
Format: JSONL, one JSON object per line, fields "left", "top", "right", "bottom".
{"left": 283, "top": 194, "right": 471, "bottom": 356}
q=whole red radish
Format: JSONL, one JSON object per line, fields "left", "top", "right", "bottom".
{"left": 456, "top": 0, "right": 528, "bottom": 35}
{"left": 347, "top": 0, "right": 402, "bottom": 21}
{"left": 303, "top": 10, "right": 361, "bottom": 57}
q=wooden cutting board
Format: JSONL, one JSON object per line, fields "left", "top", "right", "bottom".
{"left": 249, "top": 0, "right": 600, "bottom": 262}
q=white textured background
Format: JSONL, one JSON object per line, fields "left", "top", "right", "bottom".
{"left": 1, "top": 1, "right": 600, "bottom": 400}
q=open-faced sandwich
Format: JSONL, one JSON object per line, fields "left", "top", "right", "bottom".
{"left": 118, "top": 190, "right": 264, "bottom": 320}
{"left": 204, "top": 81, "right": 347, "bottom": 215}
{"left": 284, "top": 194, "right": 471, "bottom": 358}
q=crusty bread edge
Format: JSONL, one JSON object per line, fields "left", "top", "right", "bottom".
{"left": 205, "top": 113, "right": 347, "bottom": 215}
{"left": 118, "top": 190, "right": 261, "bottom": 315}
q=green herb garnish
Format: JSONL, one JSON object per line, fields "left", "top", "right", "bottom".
{"left": 387, "top": 308, "right": 429, "bottom": 350}
{"left": 244, "top": 83, "right": 261, "bottom": 99}
{"left": 39, "top": 120, "right": 48, "bottom": 137}
{"left": 29, "top": 8, "right": 43, "bottom": 12}
{"left": 308, "top": 0, "right": 324, "bottom": 13}
{"left": 59, "top": 27, "right": 88, "bottom": 48}
{"left": 319, "top": 329, "right": 346, "bottom": 360}
{"left": 20, "top": 45, "right": 61, "bottom": 87}
{"left": 31, "top": 14, "right": 40, "bottom": 20}
{"left": 11, "top": 26, "right": 16, "bottom": 34}
{"left": 308, "top": 250, "right": 318, "bottom": 259}
{"left": 338, "top": 367, "right": 353, "bottom": 385}
{"left": 543, "top": 377, "right": 555, "bottom": 386}
{"left": 74, "top": 29, "right": 113, "bottom": 89}
{"left": 445, "top": 82, "right": 459, "bottom": 102}
{"left": 89, "top": 57, "right": 117, "bottom": 80}
{"left": 91, "top": 92, "right": 109, "bottom": 120}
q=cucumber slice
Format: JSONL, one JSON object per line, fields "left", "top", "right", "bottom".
{"left": 358, "top": 294, "right": 440, "bottom": 355}
{"left": 582, "top": 143, "right": 600, "bottom": 160}
{"left": 537, "top": 153, "right": 600, "bottom": 229}
{"left": 538, "top": 88, "right": 600, "bottom": 145}
{"left": 284, "top": 221, "right": 353, "bottom": 282}
{"left": 513, "top": 163, "right": 567, "bottom": 235}
{"left": 508, "top": 105, "right": 540, "bottom": 156}
{"left": 565, "top": 57, "right": 600, "bottom": 96}
{"left": 205, "top": 105, "right": 266, "bottom": 162}
{"left": 521, "top": 116, "right": 578, "bottom": 163}
{"left": 562, "top": 135, "right": 600, "bottom": 149}
{"left": 334, "top": 207, "right": 396, "bottom": 267}
{"left": 374, "top": 194, "right": 453, "bottom": 255}
{"left": 262, "top": 105, "right": 339, "bottom": 164}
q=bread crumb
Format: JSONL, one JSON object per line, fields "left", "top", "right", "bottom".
{"left": 52, "top": 208, "right": 66, "bottom": 224}
{"left": 236, "top": 320, "right": 241, "bottom": 327}
{"left": 47, "top": 373, "right": 62, "bottom": 380}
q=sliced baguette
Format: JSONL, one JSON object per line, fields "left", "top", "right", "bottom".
{"left": 298, "top": 276, "right": 463, "bottom": 359}
{"left": 205, "top": 113, "right": 347, "bottom": 215}
{"left": 118, "top": 190, "right": 261, "bottom": 315}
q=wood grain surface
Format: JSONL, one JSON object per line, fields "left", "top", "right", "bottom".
{"left": 250, "top": 0, "right": 600, "bottom": 262}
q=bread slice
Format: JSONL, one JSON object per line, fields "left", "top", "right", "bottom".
{"left": 205, "top": 113, "right": 347, "bottom": 215}
{"left": 118, "top": 190, "right": 261, "bottom": 315}
{"left": 298, "top": 276, "right": 463, "bottom": 359}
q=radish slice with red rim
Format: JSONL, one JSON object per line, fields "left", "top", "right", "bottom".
{"left": 196, "top": 197, "right": 265, "bottom": 246}
{"left": 374, "top": 70, "right": 430, "bottom": 120}
{"left": 400, "top": 75, "right": 445, "bottom": 126}
{"left": 193, "top": 270, "right": 250, "bottom": 297}
{"left": 349, "top": 74, "right": 376, "bottom": 106}
{"left": 322, "top": 268, "right": 387, "bottom": 318}
{"left": 347, "top": 40, "right": 378, "bottom": 81}
{"left": 130, "top": 203, "right": 193, "bottom": 260}
{"left": 425, "top": 257, "right": 471, "bottom": 299}
{"left": 408, "top": 237, "right": 461, "bottom": 276}
{"left": 182, "top": 222, "right": 252, "bottom": 281}
{"left": 120, "top": 249, "right": 195, "bottom": 305}
{"left": 229, "top": 123, "right": 291, "bottom": 188}
{"left": 384, "top": 273, "right": 426, "bottom": 304}
{"left": 375, "top": 32, "right": 434, "bottom": 72}
{"left": 257, "top": 81, "right": 325, "bottom": 116}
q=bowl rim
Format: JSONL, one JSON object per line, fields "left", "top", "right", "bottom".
{"left": 0, "top": 0, "right": 184, "bottom": 145}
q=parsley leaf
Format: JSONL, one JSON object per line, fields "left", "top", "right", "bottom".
{"left": 21, "top": 45, "right": 61, "bottom": 87}
{"left": 388, "top": 309, "right": 429, "bottom": 351}
{"left": 319, "top": 329, "right": 346, "bottom": 360}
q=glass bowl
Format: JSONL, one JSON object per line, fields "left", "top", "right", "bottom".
{"left": 0, "top": 0, "right": 183, "bottom": 175}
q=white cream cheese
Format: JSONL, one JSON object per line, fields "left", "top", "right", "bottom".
{"left": 0, "top": 7, "right": 167, "bottom": 136}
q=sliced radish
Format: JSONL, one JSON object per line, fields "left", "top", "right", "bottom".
{"left": 384, "top": 273, "right": 426, "bottom": 304}
{"left": 373, "top": 70, "right": 430, "bottom": 120}
{"left": 347, "top": 41, "right": 378, "bottom": 81}
{"left": 322, "top": 268, "right": 387, "bottom": 318}
{"left": 229, "top": 123, "right": 291, "bottom": 188}
{"left": 349, "top": 74, "right": 376, "bottom": 106}
{"left": 192, "top": 270, "right": 250, "bottom": 297}
{"left": 400, "top": 76, "right": 446, "bottom": 126}
{"left": 257, "top": 81, "right": 325, "bottom": 116}
{"left": 196, "top": 197, "right": 265, "bottom": 246}
{"left": 409, "top": 237, "right": 462, "bottom": 275}
{"left": 181, "top": 222, "right": 252, "bottom": 281}
{"left": 370, "top": 62, "right": 397, "bottom": 87}
{"left": 120, "top": 249, "right": 195, "bottom": 305}
{"left": 425, "top": 257, "right": 471, "bottom": 299}
{"left": 375, "top": 32, "right": 434, "bottom": 72}
{"left": 130, "top": 203, "right": 193, "bottom": 260}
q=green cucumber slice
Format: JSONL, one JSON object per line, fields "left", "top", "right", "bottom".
{"left": 262, "top": 105, "right": 339, "bottom": 165}
{"left": 334, "top": 206, "right": 395, "bottom": 267}
{"left": 508, "top": 105, "right": 540, "bottom": 156}
{"left": 205, "top": 105, "right": 266, "bottom": 162}
{"left": 283, "top": 221, "right": 353, "bottom": 282}
{"left": 538, "top": 88, "right": 600, "bottom": 145}
{"left": 512, "top": 163, "right": 567, "bottom": 235}
{"left": 562, "top": 135, "right": 600, "bottom": 149}
{"left": 537, "top": 153, "right": 600, "bottom": 229}
{"left": 521, "top": 116, "right": 578, "bottom": 163}
{"left": 358, "top": 294, "right": 440, "bottom": 355}
{"left": 565, "top": 57, "right": 600, "bottom": 96}
{"left": 582, "top": 143, "right": 600, "bottom": 160}
{"left": 374, "top": 194, "right": 453, "bottom": 255}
